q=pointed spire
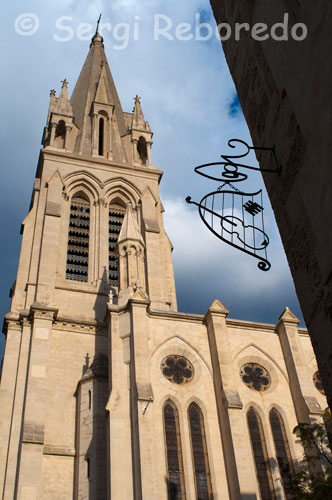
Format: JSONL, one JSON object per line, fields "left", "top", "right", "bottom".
{"left": 118, "top": 202, "right": 145, "bottom": 246}
{"left": 132, "top": 95, "right": 147, "bottom": 130}
{"left": 54, "top": 79, "right": 72, "bottom": 115}
{"left": 70, "top": 32, "right": 127, "bottom": 155}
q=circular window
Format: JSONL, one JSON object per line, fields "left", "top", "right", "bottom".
{"left": 240, "top": 363, "right": 271, "bottom": 392}
{"left": 161, "top": 355, "right": 194, "bottom": 385}
{"left": 313, "top": 371, "right": 325, "bottom": 395}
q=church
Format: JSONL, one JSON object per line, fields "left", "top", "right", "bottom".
{"left": 0, "top": 28, "right": 327, "bottom": 500}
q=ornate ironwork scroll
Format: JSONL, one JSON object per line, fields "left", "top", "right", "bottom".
{"left": 186, "top": 139, "right": 282, "bottom": 271}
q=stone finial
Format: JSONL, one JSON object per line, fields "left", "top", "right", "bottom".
{"left": 208, "top": 299, "right": 229, "bottom": 315}
{"left": 61, "top": 79, "right": 69, "bottom": 88}
{"left": 278, "top": 306, "right": 300, "bottom": 324}
{"left": 50, "top": 89, "right": 56, "bottom": 97}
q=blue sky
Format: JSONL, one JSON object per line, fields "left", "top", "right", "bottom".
{"left": 0, "top": 0, "right": 304, "bottom": 359}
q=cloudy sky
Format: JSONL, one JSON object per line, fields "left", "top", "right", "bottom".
{"left": 0, "top": 1, "right": 304, "bottom": 359}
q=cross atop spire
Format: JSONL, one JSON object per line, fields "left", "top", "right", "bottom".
{"left": 95, "top": 14, "right": 102, "bottom": 35}
{"left": 91, "top": 13, "right": 103, "bottom": 46}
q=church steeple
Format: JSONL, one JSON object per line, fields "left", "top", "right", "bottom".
{"left": 42, "top": 29, "right": 155, "bottom": 165}
{"left": 70, "top": 28, "right": 127, "bottom": 159}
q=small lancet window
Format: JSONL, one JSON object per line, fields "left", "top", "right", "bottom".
{"left": 137, "top": 136, "right": 148, "bottom": 165}
{"left": 109, "top": 204, "right": 125, "bottom": 287}
{"left": 99, "top": 117, "right": 104, "bottom": 156}
{"left": 86, "top": 457, "right": 90, "bottom": 478}
{"left": 163, "top": 400, "right": 186, "bottom": 500}
{"left": 54, "top": 120, "right": 66, "bottom": 148}
{"left": 188, "top": 403, "right": 213, "bottom": 500}
{"left": 247, "top": 408, "right": 275, "bottom": 500}
{"left": 269, "top": 409, "right": 294, "bottom": 498}
{"left": 66, "top": 195, "right": 90, "bottom": 282}
{"left": 88, "top": 390, "right": 92, "bottom": 410}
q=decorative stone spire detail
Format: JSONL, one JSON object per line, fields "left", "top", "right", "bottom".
{"left": 53, "top": 79, "right": 73, "bottom": 116}
{"left": 132, "top": 96, "right": 147, "bottom": 130}
{"left": 118, "top": 202, "right": 145, "bottom": 247}
{"left": 117, "top": 203, "right": 146, "bottom": 304}
{"left": 130, "top": 96, "right": 153, "bottom": 165}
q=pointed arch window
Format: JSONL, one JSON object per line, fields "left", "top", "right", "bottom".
{"left": 54, "top": 119, "right": 66, "bottom": 148}
{"left": 137, "top": 136, "right": 148, "bottom": 165}
{"left": 109, "top": 204, "right": 125, "bottom": 286}
{"left": 247, "top": 408, "right": 275, "bottom": 500}
{"left": 269, "top": 409, "right": 294, "bottom": 498}
{"left": 66, "top": 195, "right": 90, "bottom": 282}
{"left": 163, "top": 400, "right": 186, "bottom": 500}
{"left": 188, "top": 403, "right": 213, "bottom": 500}
{"left": 99, "top": 117, "right": 104, "bottom": 156}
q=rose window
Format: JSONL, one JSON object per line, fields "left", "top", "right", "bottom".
{"left": 313, "top": 371, "right": 325, "bottom": 395}
{"left": 161, "top": 355, "right": 194, "bottom": 385}
{"left": 240, "top": 363, "right": 271, "bottom": 392}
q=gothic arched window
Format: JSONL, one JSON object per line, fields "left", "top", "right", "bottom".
{"left": 188, "top": 403, "right": 213, "bottom": 500}
{"left": 269, "top": 409, "right": 294, "bottom": 498}
{"left": 163, "top": 400, "right": 186, "bottom": 500}
{"left": 247, "top": 408, "right": 275, "bottom": 500}
{"left": 108, "top": 203, "right": 125, "bottom": 286}
{"left": 66, "top": 194, "right": 90, "bottom": 282}
{"left": 99, "top": 117, "right": 104, "bottom": 156}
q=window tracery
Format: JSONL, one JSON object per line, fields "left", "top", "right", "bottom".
{"left": 240, "top": 363, "right": 271, "bottom": 392}
{"left": 161, "top": 356, "right": 194, "bottom": 385}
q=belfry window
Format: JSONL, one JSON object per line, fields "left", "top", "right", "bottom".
{"left": 66, "top": 195, "right": 90, "bottom": 282}
{"left": 247, "top": 408, "right": 275, "bottom": 500}
{"left": 188, "top": 403, "right": 213, "bottom": 500}
{"left": 163, "top": 400, "right": 186, "bottom": 500}
{"left": 269, "top": 409, "right": 294, "bottom": 498}
{"left": 99, "top": 117, "right": 104, "bottom": 156}
{"left": 109, "top": 204, "right": 125, "bottom": 286}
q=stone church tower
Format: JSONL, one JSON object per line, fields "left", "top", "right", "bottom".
{"left": 0, "top": 29, "right": 328, "bottom": 500}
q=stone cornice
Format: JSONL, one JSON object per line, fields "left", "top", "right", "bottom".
{"left": 53, "top": 316, "right": 106, "bottom": 335}
{"left": 30, "top": 302, "right": 58, "bottom": 321}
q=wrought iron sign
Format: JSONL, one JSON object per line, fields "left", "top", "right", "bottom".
{"left": 186, "top": 139, "right": 281, "bottom": 271}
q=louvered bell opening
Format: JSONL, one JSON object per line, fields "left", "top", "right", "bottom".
{"left": 109, "top": 208, "right": 125, "bottom": 286}
{"left": 66, "top": 198, "right": 90, "bottom": 282}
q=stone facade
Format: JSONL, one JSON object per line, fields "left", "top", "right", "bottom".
{"left": 209, "top": 1, "right": 332, "bottom": 411}
{"left": 0, "top": 29, "right": 328, "bottom": 499}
